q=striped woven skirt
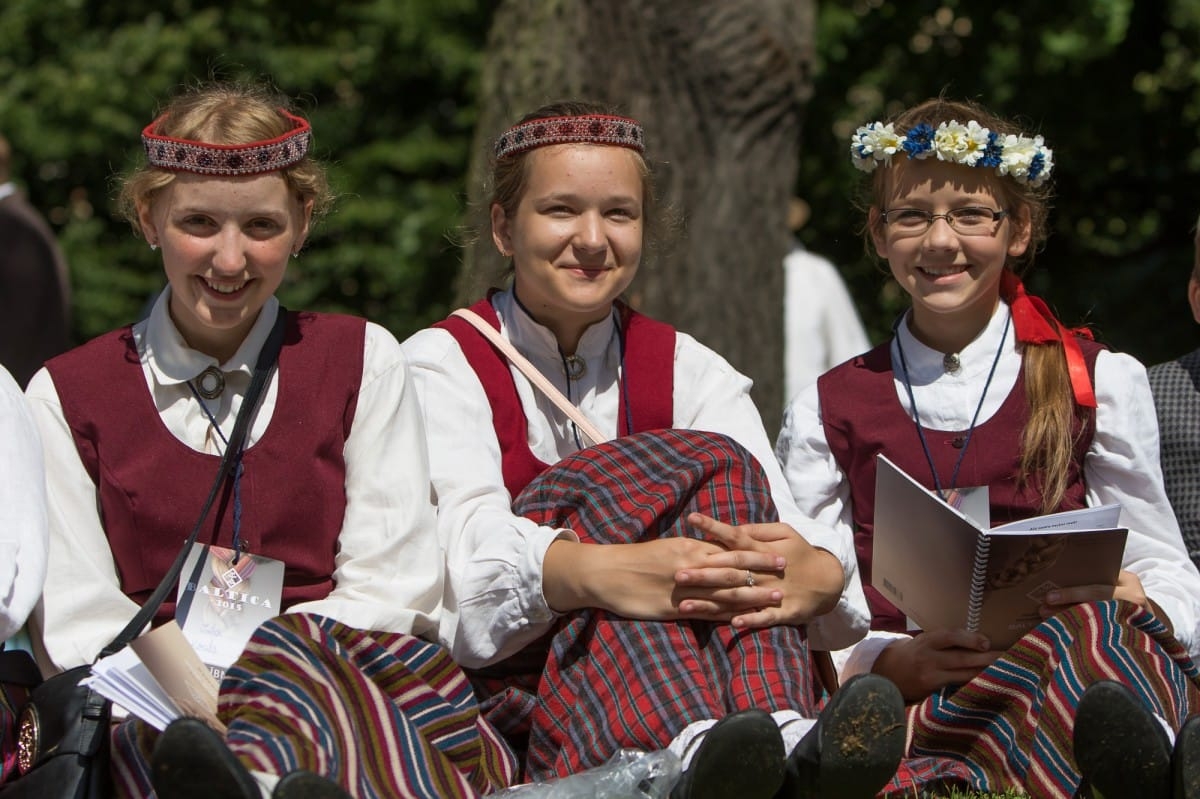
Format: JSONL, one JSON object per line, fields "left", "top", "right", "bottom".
{"left": 111, "top": 612, "right": 518, "bottom": 798}
{"left": 881, "top": 599, "right": 1200, "bottom": 798}
{"left": 470, "top": 428, "right": 820, "bottom": 782}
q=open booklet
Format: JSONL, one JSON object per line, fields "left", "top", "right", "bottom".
{"left": 84, "top": 620, "right": 222, "bottom": 732}
{"left": 84, "top": 544, "right": 283, "bottom": 730}
{"left": 871, "top": 453, "right": 1128, "bottom": 649}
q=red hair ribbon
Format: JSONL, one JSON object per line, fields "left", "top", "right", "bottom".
{"left": 1000, "top": 271, "right": 1097, "bottom": 409}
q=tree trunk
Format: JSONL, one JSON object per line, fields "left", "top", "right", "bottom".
{"left": 459, "top": 0, "right": 814, "bottom": 433}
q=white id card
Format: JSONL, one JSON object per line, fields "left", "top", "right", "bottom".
{"left": 175, "top": 543, "right": 284, "bottom": 681}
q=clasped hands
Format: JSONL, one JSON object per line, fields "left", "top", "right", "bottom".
{"left": 543, "top": 512, "right": 844, "bottom": 629}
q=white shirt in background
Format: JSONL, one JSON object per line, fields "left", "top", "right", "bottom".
{"left": 783, "top": 244, "right": 870, "bottom": 403}
{"left": 0, "top": 363, "right": 48, "bottom": 641}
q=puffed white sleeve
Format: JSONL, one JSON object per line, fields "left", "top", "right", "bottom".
{"left": 25, "top": 367, "right": 140, "bottom": 672}
{"left": 401, "top": 327, "right": 575, "bottom": 668}
{"left": 0, "top": 366, "right": 48, "bottom": 642}
{"left": 775, "top": 382, "right": 895, "bottom": 671}
{"left": 673, "top": 335, "right": 869, "bottom": 650}
{"left": 1086, "top": 349, "right": 1200, "bottom": 656}
{"left": 289, "top": 323, "right": 442, "bottom": 639}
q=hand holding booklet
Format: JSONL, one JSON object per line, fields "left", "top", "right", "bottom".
{"left": 85, "top": 620, "right": 223, "bottom": 732}
{"left": 871, "top": 454, "right": 1128, "bottom": 649}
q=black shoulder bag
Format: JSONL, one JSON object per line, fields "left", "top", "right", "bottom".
{"left": 0, "top": 311, "right": 286, "bottom": 799}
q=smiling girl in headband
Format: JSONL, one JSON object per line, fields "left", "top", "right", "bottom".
{"left": 403, "top": 100, "right": 907, "bottom": 799}
{"left": 24, "top": 81, "right": 517, "bottom": 799}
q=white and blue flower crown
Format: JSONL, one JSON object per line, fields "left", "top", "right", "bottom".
{"left": 850, "top": 119, "right": 1054, "bottom": 187}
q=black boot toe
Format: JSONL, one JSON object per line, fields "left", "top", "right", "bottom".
{"left": 273, "top": 769, "right": 354, "bottom": 799}
{"left": 779, "top": 673, "right": 905, "bottom": 799}
{"left": 1073, "top": 680, "right": 1171, "bottom": 799}
{"left": 671, "top": 709, "right": 786, "bottom": 799}
{"left": 151, "top": 717, "right": 259, "bottom": 799}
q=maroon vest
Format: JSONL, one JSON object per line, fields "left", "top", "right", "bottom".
{"left": 45, "top": 311, "right": 365, "bottom": 625}
{"left": 434, "top": 297, "right": 675, "bottom": 497}
{"left": 817, "top": 337, "right": 1102, "bottom": 633}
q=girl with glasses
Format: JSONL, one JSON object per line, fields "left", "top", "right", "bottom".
{"left": 776, "top": 97, "right": 1200, "bottom": 798}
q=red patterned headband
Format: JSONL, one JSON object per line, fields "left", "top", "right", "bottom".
{"left": 142, "top": 109, "right": 312, "bottom": 176}
{"left": 494, "top": 114, "right": 645, "bottom": 159}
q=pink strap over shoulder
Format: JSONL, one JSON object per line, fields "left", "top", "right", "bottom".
{"left": 449, "top": 308, "right": 609, "bottom": 447}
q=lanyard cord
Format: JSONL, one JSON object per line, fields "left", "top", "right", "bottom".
{"left": 556, "top": 348, "right": 586, "bottom": 450}
{"left": 187, "top": 381, "right": 246, "bottom": 560}
{"left": 893, "top": 311, "right": 1011, "bottom": 499}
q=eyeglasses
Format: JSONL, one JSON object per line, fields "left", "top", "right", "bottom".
{"left": 880, "top": 207, "right": 1008, "bottom": 236}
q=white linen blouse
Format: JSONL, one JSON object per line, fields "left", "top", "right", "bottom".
{"left": 0, "top": 364, "right": 48, "bottom": 642}
{"left": 25, "top": 290, "right": 442, "bottom": 672}
{"left": 775, "top": 301, "right": 1200, "bottom": 676}
{"left": 401, "top": 289, "right": 870, "bottom": 669}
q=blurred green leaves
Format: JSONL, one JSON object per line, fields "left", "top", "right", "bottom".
{"left": 800, "top": 0, "right": 1200, "bottom": 362}
{"left": 0, "top": 0, "right": 497, "bottom": 343}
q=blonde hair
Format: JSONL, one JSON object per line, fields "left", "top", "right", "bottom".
{"left": 117, "top": 82, "right": 333, "bottom": 236}
{"left": 865, "top": 97, "right": 1084, "bottom": 513}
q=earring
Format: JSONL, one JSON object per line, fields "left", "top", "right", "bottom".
{"left": 149, "top": 243, "right": 159, "bottom": 251}
{"left": 291, "top": 251, "right": 299, "bottom": 259}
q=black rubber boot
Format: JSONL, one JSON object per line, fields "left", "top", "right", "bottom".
{"left": 273, "top": 769, "right": 355, "bottom": 799}
{"left": 151, "top": 717, "right": 260, "bottom": 799}
{"left": 1174, "top": 714, "right": 1200, "bottom": 799}
{"left": 1072, "top": 680, "right": 1172, "bottom": 799}
{"left": 671, "top": 709, "right": 786, "bottom": 799}
{"left": 778, "top": 673, "right": 906, "bottom": 799}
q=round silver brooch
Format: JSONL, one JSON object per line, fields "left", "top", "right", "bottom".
{"left": 563, "top": 355, "right": 587, "bottom": 381}
{"left": 943, "top": 353, "right": 962, "bottom": 374}
{"left": 195, "top": 365, "right": 226, "bottom": 399}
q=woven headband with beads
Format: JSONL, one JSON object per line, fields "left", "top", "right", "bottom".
{"left": 494, "top": 114, "right": 644, "bottom": 159}
{"left": 142, "top": 109, "right": 312, "bottom": 176}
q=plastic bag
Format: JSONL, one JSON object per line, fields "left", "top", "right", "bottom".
{"left": 497, "top": 749, "right": 682, "bottom": 799}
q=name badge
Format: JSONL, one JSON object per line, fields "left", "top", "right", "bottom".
{"left": 175, "top": 543, "right": 284, "bottom": 681}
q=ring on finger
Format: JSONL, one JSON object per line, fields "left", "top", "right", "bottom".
{"left": 745, "top": 570, "right": 756, "bottom": 587}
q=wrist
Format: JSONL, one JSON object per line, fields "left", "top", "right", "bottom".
{"left": 543, "top": 539, "right": 585, "bottom": 613}
{"left": 808, "top": 548, "right": 845, "bottom": 614}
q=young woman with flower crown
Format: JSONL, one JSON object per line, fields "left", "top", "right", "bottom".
{"left": 775, "top": 96, "right": 1200, "bottom": 798}
{"left": 22, "top": 82, "right": 520, "bottom": 799}
{"left": 402, "top": 100, "right": 908, "bottom": 799}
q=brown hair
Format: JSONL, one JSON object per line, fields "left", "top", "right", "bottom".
{"left": 864, "top": 97, "right": 1081, "bottom": 513}
{"left": 116, "top": 82, "right": 333, "bottom": 236}
{"left": 486, "top": 100, "right": 672, "bottom": 276}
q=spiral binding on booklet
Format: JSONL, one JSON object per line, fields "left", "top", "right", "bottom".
{"left": 965, "top": 533, "right": 990, "bottom": 632}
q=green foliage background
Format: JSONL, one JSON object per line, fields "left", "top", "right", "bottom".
{"left": 0, "top": 0, "right": 497, "bottom": 345}
{"left": 800, "top": 0, "right": 1200, "bottom": 364}
{"left": 1, "top": 0, "right": 1197, "bottom": 367}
